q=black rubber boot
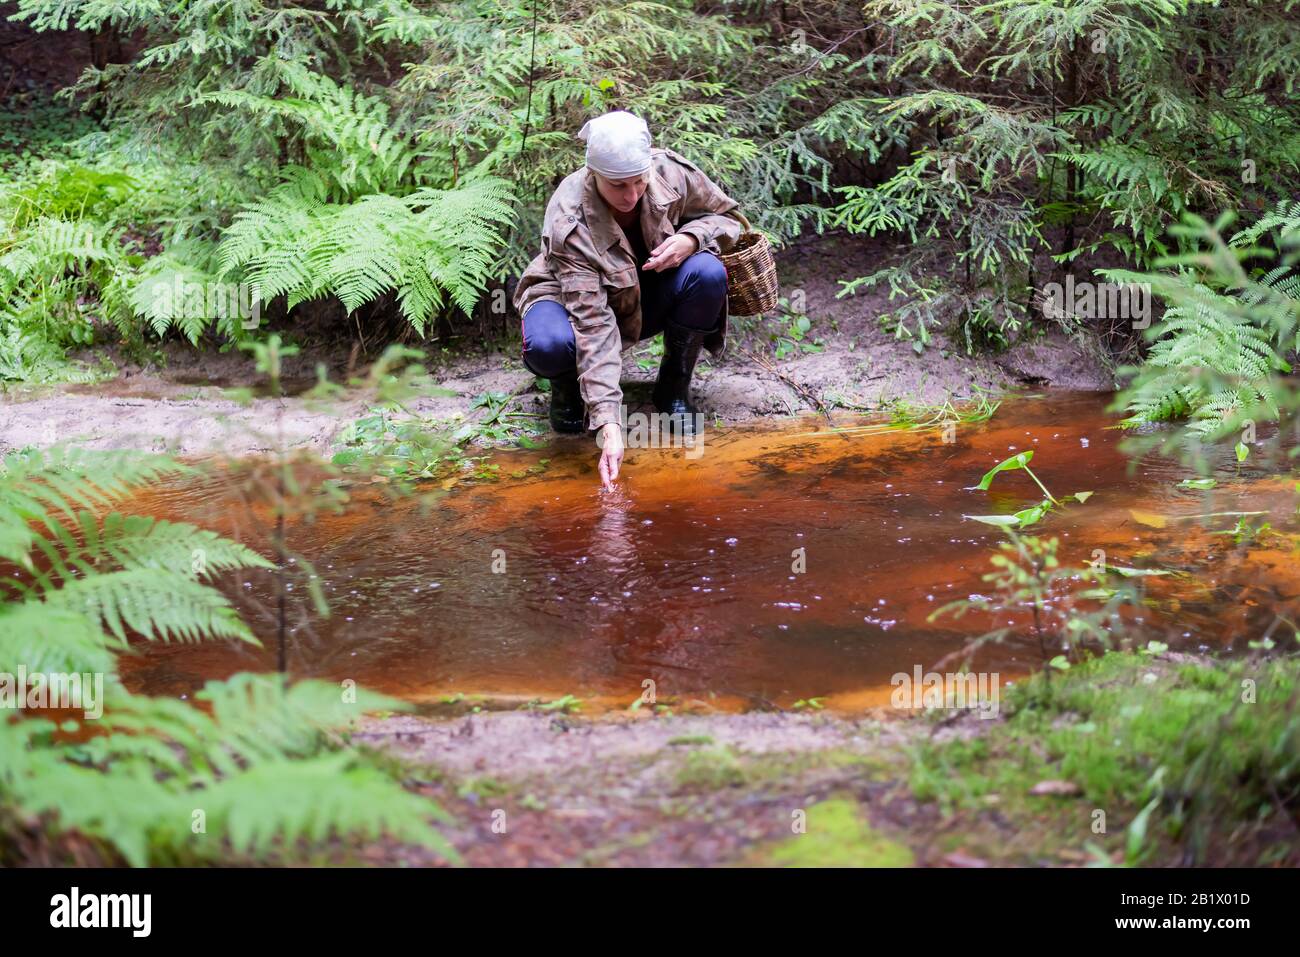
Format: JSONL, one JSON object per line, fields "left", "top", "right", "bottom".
{"left": 547, "top": 371, "right": 586, "bottom": 433}
{"left": 652, "top": 322, "right": 708, "bottom": 438}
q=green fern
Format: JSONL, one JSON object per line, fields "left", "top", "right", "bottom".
{"left": 0, "top": 448, "right": 456, "bottom": 865}
{"left": 217, "top": 167, "right": 515, "bottom": 332}
{"left": 1230, "top": 199, "right": 1300, "bottom": 250}
{"left": 1115, "top": 210, "right": 1300, "bottom": 443}
{"left": 106, "top": 238, "right": 235, "bottom": 344}
{"left": 195, "top": 60, "right": 435, "bottom": 202}
{"left": 197, "top": 754, "right": 450, "bottom": 857}
{"left": 1119, "top": 292, "right": 1287, "bottom": 434}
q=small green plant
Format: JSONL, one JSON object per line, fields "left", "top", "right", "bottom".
{"left": 964, "top": 450, "right": 1093, "bottom": 529}
{"left": 333, "top": 407, "right": 458, "bottom": 479}
{"left": 328, "top": 349, "right": 526, "bottom": 480}
{"left": 633, "top": 337, "right": 665, "bottom": 372}
{"left": 889, "top": 391, "right": 1001, "bottom": 430}
{"left": 910, "top": 653, "right": 1300, "bottom": 866}
{"left": 531, "top": 694, "right": 582, "bottom": 715}
{"left": 767, "top": 300, "right": 824, "bottom": 360}
{"left": 453, "top": 391, "right": 545, "bottom": 447}
{"left": 1211, "top": 516, "right": 1278, "bottom": 546}
{"left": 930, "top": 530, "right": 1140, "bottom": 675}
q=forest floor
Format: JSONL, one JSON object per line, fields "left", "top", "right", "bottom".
{"left": 338, "top": 652, "right": 1295, "bottom": 868}
{"left": 0, "top": 231, "right": 1114, "bottom": 457}
{"left": 354, "top": 706, "right": 961, "bottom": 867}
{"left": 330, "top": 655, "right": 1294, "bottom": 868}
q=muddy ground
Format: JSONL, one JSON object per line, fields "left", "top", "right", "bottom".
{"left": 341, "top": 652, "right": 1281, "bottom": 868}
{"left": 350, "top": 707, "right": 1076, "bottom": 868}
{"left": 0, "top": 231, "right": 1114, "bottom": 458}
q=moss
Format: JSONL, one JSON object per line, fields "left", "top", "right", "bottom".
{"left": 674, "top": 747, "right": 746, "bottom": 791}
{"left": 739, "top": 748, "right": 900, "bottom": 785}
{"left": 667, "top": 735, "right": 715, "bottom": 747}
{"left": 756, "top": 798, "right": 913, "bottom": 867}
{"left": 456, "top": 776, "right": 509, "bottom": 800}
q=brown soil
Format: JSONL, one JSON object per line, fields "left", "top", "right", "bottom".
{"left": 349, "top": 708, "right": 1012, "bottom": 868}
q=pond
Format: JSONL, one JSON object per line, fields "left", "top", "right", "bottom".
{"left": 115, "top": 391, "right": 1300, "bottom": 712}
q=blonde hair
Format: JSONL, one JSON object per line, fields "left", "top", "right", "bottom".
{"left": 591, "top": 168, "right": 651, "bottom": 186}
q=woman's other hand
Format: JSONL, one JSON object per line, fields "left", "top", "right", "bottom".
{"left": 597, "top": 422, "right": 624, "bottom": 490}
{"left": 643, "top": 233, "right": 699, "bottom": 272}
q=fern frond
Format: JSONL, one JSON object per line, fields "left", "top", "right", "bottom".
{"left": 197, "top": 754, "right": 454, "bottom": 860}
{"left": 194, "top": 673, "right": 407, "bottom": 764}
{"left": 0, "top": 604, "right": 117, "bottom": 674}
{"left": 41, "top": 568, "right": 258, "bottom": 644}
{"left": 217, "top": 171, "right": 515, "bottom": 332}
{"left": 0, "top": 448, "right": 187, "bottom": 568}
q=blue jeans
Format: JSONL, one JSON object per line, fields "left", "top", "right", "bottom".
{"left": 521, "top": 251, "right": 727, "bottom": 378}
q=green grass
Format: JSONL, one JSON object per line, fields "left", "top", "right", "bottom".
{"left": 906, "top": 651, "right": 1300, "bottom": 865}
{"left": 887, "top": 390, "right": 1001, "bottom": 430}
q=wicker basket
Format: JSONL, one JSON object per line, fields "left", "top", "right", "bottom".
{"left": 719, "top": 210, "right": 779, "bottom": 316}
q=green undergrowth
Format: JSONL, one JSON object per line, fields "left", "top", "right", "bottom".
{"left": 907, "top": 651, "right": 1300, "bottom": 866}
{"left": 330, "top": 392, "right": 549, "bottom": 482}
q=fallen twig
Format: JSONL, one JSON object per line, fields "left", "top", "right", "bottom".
{"left": 736, "top": 345, "right": 839, "bottom": 428}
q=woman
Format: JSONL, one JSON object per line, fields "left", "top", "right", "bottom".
{"left": 512, "top": 110, "right": 745, "bottom": 489}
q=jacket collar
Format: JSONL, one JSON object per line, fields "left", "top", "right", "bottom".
{"left": 581, "top": 164, "right": 681, "bottom": 258}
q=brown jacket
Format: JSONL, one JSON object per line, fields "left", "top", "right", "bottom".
{"left": 513, "top": 147, "right": 744, "bottom": 430}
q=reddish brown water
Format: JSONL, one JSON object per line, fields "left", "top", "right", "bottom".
{"left": 116, "top": 392, "right": 1300, "bottom": 712}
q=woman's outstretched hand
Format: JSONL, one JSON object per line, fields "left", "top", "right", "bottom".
{"left": 643, "top": 233, "right": 699, "bottom": 272}
{"left": 598, "top": 422, "right": 624, "bottom": 490}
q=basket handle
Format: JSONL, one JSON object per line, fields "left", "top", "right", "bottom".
{"left": 728, "top": 208, "right": 754, "bottom": 233}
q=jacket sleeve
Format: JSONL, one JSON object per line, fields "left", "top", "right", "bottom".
{"left": 548, "top": 245, "right": 624, "bottom": 431}
{"left": 671, "top": 157, "right": 745, "bottom": 257}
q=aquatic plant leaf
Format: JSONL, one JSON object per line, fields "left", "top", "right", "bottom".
{"left": 964, "top": 513, "right": 1021, "bottom": 527}
{"left": 975, "top": 450, "right": 1034, "bottom": 490}
{"left": 1108, "top": 565, "right": 1172, "bottom": 577}
{"left": 1177, "top": 478, "right": 1216, "bottom": 490}
{"left": 1129, "top": 508, "right": 1167, "bottom": 528}
{"left": 1077, "top": 587, "right": 1117, "bottom": 599}
{"left": 1073, "top": 491, "right": 1094, "bottom": 502}
{"left": 1013, "top": 501, "right": 1051, "bottom": 526}
{"left": 1126, "top": 796, "right": 1160, "bottom": 865}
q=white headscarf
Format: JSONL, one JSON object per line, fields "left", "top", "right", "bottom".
{"left": 577, "top": 110, "right": 652, "bottom": 179}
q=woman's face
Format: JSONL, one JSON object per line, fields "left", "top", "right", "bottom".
{"left": 593, "top": 170, "right": 649, "bottom": 213}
